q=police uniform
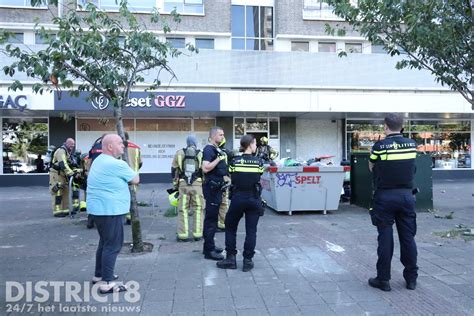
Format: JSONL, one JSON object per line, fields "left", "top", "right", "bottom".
{"left": 217, "top": 153, "right": 264, "bottom": 272}
{"left": 171, "top": 147, "right": 204, "bottom": 241}
{"left": 49, "top": 145, "right": 79, "bottom": 217}
{"left": 369, "top": 133, "right": 418, "bottom": 288}
{"left": 202, "top": 144, "right": 228, "bottom": 258}
{"left": 125, "top": 140, "right": 142, "bottom": 224}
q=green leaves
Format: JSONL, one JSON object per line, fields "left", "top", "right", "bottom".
{"left": 325, "top": 0, "right": 473, "bottom": 107}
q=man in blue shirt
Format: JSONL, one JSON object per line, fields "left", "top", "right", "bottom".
{"left": 87, "top": 134, "right": 139, "bottom": 294}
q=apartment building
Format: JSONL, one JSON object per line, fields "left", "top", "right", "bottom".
{"left": 0, "top": 0, "right": 472, "bottom": 185}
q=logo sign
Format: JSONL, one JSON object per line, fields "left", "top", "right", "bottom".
{"left": 91, "top": 96, "right": 110, "bottom": 110}
{"left": 0, "top": 95, "right": 28, "bottom": 112}
{"left": 55, "top": 91, "right": 219, "bottom": 112}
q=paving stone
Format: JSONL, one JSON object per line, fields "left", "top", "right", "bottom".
{"left": 233, "top": 295, "right": 266, "bottom": 310}
{"left": 299, "top": 304, "right": 336, "bottom": 316}
{"left": 319, "top": 291, "right": 355, "bottom": 305}
{"left": 262, "top": 294, "right": 296, "bottom": 308}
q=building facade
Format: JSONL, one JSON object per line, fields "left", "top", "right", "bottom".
{"left": 0, "top": 0, "right": 472, "bottom": 186}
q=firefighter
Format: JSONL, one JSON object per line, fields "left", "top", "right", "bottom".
{"left": 217, "top": 134, "right": 264, "bottom": 272}
{"left": 49, "top": 138, "right": 80, "bottom": 217}
{"left": 124, "top": 132, "right": 142, "bottom": 225}
{"left": 256, "top": 136, "right": 278, "bottom": 164}
{"left": 171, "top": 135, "right": 204, "bottom": 242}
{"left": 217, "top": 137, "right": 234, "bottom": 232}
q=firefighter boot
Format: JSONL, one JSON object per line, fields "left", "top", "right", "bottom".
{"left": 216, "top": 254, "right": 237, "bottom": 270}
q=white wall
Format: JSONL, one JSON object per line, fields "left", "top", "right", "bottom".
{"left": 295, "top": 119, "right": 342, "bottom": 164}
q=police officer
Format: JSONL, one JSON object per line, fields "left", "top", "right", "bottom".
{"left": 202, "top": 126, "right": 227, "bottom": 260}
{"left": 124, "top": 132, "right": 142, "bottom": 225}
{"left": 217, "top": 134, "right": 264, "bottom": 272}
{"left": 368, "top": 113, "right": 418, "bottom": 292}
{"left": 171, "top": 135, "right": 204, "bottom": 242}
{"left": 256, "top": 136, "right": 278, "bottom": 164}
{"left": 49, "top": 138, "right": 79, "bottom": 217}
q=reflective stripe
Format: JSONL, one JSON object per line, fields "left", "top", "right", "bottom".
{"left": 180, "top": 194, "right": 188, "bottom": 238}
{"left": 370, "top": 154, "right": 379, "bottom": 160}
{"left": 194, "top": 194, "right": 202, "bottom": 237}
{"left": 386, "top": 148, "right": 416, "bottom": 153}
{"left": 372, "top": 150, "right": 385, "bottom": 154}
{"left": 232, "top": 166, "right": 262, "bottom": 173}
{"left": 386, "top": 153, "right": 417, "bottom": 160}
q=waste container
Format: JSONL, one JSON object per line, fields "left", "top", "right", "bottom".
{"left": 260, "top": 165, "right": 350, "bottom": 215}
{"left": 350, "top": 153, "right": 433, "bottom": 211}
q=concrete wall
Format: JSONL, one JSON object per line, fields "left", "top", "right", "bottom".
{"left": 280, "top": 117, "right": 296, "bottom": 159}
{"left": 296, "top": 119, "right": 342, "bottom": 163}
{"left": 216, "top": 116, "right": 234, "bottom": 149}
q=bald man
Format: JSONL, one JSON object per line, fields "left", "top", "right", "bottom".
{"left": 87, "top": 134, "right": 139, "bottom": 294}
{"left": 49, "top": 138, "right": 79, "bottom": 217}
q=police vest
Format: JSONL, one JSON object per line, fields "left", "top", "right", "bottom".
{"left": 370, "top": 133, "right": 417, "bottom": 190}
{"left": 229, "top": 154, "right": 264, "bottom": 191}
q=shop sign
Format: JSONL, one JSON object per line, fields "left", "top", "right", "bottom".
{"left": 55, "top": 91, "right": 220, "bottom": 112}
{"left": 0, "top": 94, "right": 28, "bottom": 112}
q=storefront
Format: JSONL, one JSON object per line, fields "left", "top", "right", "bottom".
{"left": 1, "top": 88, "right": 473, "bottom": 186}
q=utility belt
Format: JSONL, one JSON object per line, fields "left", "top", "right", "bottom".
{"left": 230, "top": 183, "right": 262, "bottom": 198}
{"left": 205, "top": 178, "right": 227, "bottom": 192}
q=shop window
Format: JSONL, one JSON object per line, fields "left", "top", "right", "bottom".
{"left": 77, "top": 118, "right": 134, "bottom": 132}
{"left": 291, "top": 41, "right": 309, "bottom": 52}
{"left": 136, "top": 119, "right": 191, "bottom": 131}
{"left": 194, "top": 119, "right": 215, "bottom": 132}
{"left": 231, "top": 5, "right": 273, "bottom": 51}
{"left": 2, "top": 118, "right": 48, "bottom": 174}
{"left": 246, "top": 118, "right": 268, "bottom": 131}
{"left": 234, "top": 118, "right": 245, "bottom": 137}
{"left": 346, "top": 120, "right": 472, "bottom": 169}
{"left": 318, "top": 42, "right": 336, "bottom": 53}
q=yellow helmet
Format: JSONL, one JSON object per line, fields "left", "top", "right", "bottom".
{"left": 260, "top": 136, "right": 268, "bottom": 145}
{"left": 168, "top": 191, "right": 179, "bottom": 207}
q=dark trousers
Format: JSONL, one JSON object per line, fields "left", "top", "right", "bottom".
{"left": 371, "top": 189, "right": 418, "bottom": 282}
{"left": 203, "top": 182, "right": 223, "bottom": 252}
{"left": 93, "top": 215, "right": 124, "bottom": 282}
{"left": 225, "top": 192, "right": 261, "bottom": 259}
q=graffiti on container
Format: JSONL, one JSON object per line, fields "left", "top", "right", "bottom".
{"left": 260, "top": 178, "right": 271, "bottom": 191}
{"left": 275, "top": 173, "right": 298, "bottom": 188}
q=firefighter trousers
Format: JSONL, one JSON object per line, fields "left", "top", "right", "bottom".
{"left": 177, "top": 180, "right": 204, "bottom": 240}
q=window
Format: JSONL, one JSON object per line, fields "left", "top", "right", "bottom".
{"left": 78, "top": 0, "right": 156, "bottom": 12}
{"left": 164, "top": 0, "right": 204, "bottom": 14}
{"left": 2, "top": 118, "right": 49, "bottom": 174}
{"left": 371, "top": 44, "right": 387, "bottom": 54}
{"left": 318, "top": 42, "right": 336, "bottom": 53}
{"left": 231, "top": 5, "right": 273, "bottom": 51}
{"left": 291, "top": 41, "right": 309, "bottom": 52}
{"left": 35, "top": 33, "right": 56, "bottom": 45}
{"left": 166, "top": 37, "right": 185, "bottom": 49}
{"left": 195, "top": 38, "right": 214, "bottom": 50}
{"left": 346, "top": 120, "right": 472, "bottom": 169}
{"left": 303, "top": 0, "right": 357, "bottom": 20}
{"left": 4, "top": 33, "right": 24, "bottom": 44}
{"left": 0, "top": 0, "right": 46, "bottom": 7}
{"left": 346, "top": 43, "right": 362, "bottom": 53}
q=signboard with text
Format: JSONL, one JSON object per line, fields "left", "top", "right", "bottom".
{"left": 54, "top": 91, "right": 220, "bottom": 112}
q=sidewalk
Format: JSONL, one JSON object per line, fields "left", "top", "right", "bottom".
{"left": 0, "top": 179, "right": 473, "bottom": 315}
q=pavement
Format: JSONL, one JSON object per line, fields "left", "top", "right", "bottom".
{"left": 0, "top": 179, "right": 473, "bottom": 315}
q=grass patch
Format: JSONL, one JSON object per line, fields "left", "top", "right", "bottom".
{"left": 164, "top": 206, "right": 178, "bottom": 217}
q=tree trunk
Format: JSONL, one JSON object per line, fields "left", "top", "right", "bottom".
{"left": 113, "top": 105, "right": 144, "bottom": 253}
